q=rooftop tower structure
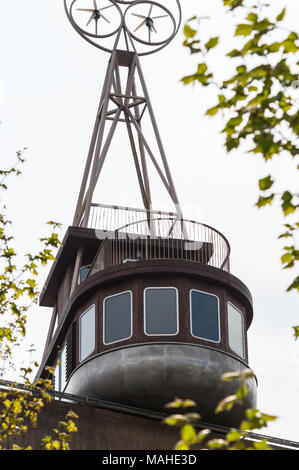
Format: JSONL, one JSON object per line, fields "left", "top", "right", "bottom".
{"left": 36, "top": 0, "right": 257, "bottom": 428}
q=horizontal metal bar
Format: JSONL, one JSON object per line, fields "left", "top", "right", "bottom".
{"left": 111, "top": 93, "right": 146, "bottom": 101}
{"left": 106, "top": 116, "right": 127, "bottom": 123}
{"left": 90, "top": 203, "right": 178, "bottom": 217}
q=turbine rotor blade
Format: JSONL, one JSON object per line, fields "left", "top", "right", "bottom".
{"left": 152, "top": 15, "right": 168, "bottom": 19}
{"left": 134, "top": 19, "right": 146, "bottom": 32}
{"left": 132, "top": 14, "right": 146, "bottom": 19}
{"left": 100, "top": 13, "right": 110, "bottom": 24}
{"left": 87, "top": 12, "right": 94, "bottom": 26}
{"left": 99, "top": 5, "right": 114, "bottom": 11}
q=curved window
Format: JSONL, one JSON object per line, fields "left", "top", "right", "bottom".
{"left": 190, "top": 290, "right": 220, "bottom": 343}
{"left": 103, "top": 291, "right": 132, "bottom": 345}
{"left": 227, "top": 302, "right": 245, "bottom": 358}
{"left": 144, "top": 287, "right": 178, "bottom": 336}
{"left": 79, "top": 305, "right": 95, "bottom": 362}
{"left": 53, "top": 363, "right": 60, "bottom": 392}
{"left": 228, "top": 302, "right": 245, "bottom": 358}
{"left": 53, "top": 345, "right": 67, "bottom": 393}
{"left": 61, "top": 346, "right": 67, "bottom": 392}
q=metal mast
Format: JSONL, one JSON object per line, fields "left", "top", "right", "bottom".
{"left": 64, "top": 0, "right": 184, "bottom": 293}
{"left": 65, "top": 0, "right": 183, "bottom": 226}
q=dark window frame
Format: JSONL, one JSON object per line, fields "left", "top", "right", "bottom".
{"left": 53, "top": 362, "right": 61, "bottom": 392}
{"left": 189, "top": 289, "right": 221, "bottom": 344}
{"left": 103, "top": 291, "right": 133, "bottom": 346}
{"left": 227, "top": 301, "right": 245, "bottom": 359}
{"left": 143, "top": 287, "right": 179, "bottom": 337}
{"left": 79, "top": 304, "right": 96, "bottom": 362}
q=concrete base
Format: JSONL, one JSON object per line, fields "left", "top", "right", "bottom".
{"left": 9, "top": 395, "right": 297, "bottom": 451}
{"left": 13, "top": 399, "right": 183, "bottom": 450}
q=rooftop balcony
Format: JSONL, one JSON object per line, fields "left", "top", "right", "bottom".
{"left": 85, "top": 204, "right": 231, "bottom": 278}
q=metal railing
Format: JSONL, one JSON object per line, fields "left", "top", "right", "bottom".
{"left": 88, "top": 203, "right": 178, "bottom": 232}
{"left": 88, "top": 217, "right": 230, "bottom": 277}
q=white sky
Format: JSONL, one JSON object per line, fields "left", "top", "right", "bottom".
{"left": 0, "top": 0, "right": 299, "bottom": 442}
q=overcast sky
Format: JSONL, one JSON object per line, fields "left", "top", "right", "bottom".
{"left": 1, "top": 0, "right": 299, "bottom": 442}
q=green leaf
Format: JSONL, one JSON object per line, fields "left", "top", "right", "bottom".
{"left": 222, "top": 369, "right": 254, "bottom": 382}
{"left": 185, "top": 412, "right": 201, "bottom": 421}
{"left": 164, "top": 414, "right": 187, "bottom": 426}
{"left": 175, "top": 440, "right": 189, "bottom": 450}
{"left": 196, "top": 429, "right": 211, "bottom": 443}
{"left": 253, "top": 440, "right": 272, "bottom": 450}
{"left": 165, "top": 397, "right": 194, "bottom": 408}
{"left": 227, "top": 49, "right": 241, "bottom": 58}
{"left": 260, "top": 413, "right": 277, "bottom": 423}
{"left": 181, "top": 75, "right": 195, "bottom": 85}
{"left": 66, "top": 410, "right": 79, "bottom": 420}
{"left": 208, "top": 439, "right": 227, "bottom": 449}
{"left": 205, "top": 37, "right": 219, "bottom": 50}
{"left": 293, "top": 325, "right": 299, "bottom": 339}
{"left": 197, "top": 63, "right": 208, "bottom": 74}
{"left": 247, "top": 13, "right": 258, "bottom": 23}
{"left": 226, "top": 116, "right": 243, "bottom": 129}
{"left": 215, "top": 394, "right": 238, "bottom": 414}
{"left": 236, "top": 383, "right": 248, "bottom": 400}
{"left": 180, "top": 424, "right": 196, "bottom": 443}
{"left": 206, "top": 106, "right": 219, "bottom": 116}
{"left": 259, "top": 175, "right": 274, "bottom": 191}
{"left": 184, "top": 24, "right": 197, "bottom": 39}
{"left": 276, "top": 8, "right": 286, "bottom": 22}
{"left": 281, "top": 191, "right": 296, "bottom": 215}
{"left": 281, "top": 253, "right": 293, "bottom": 264}
{"left": 182, "top": 399, "right": 197, "bottom": 408}
{"left": 223, "top": 0, "right": 244, "bottom": 11}
{"left": 222, "top": 371, "right": 242, "bottom": 381}
{"left": 256, "top": 194, "right": 274, "bottom": 208}
{"left": 226, "top": 429, "right": 244, "bottom": 442}
{"left": 287, "top": 277, "right": 299, "bottom": 292}
{"left": 282, "top": 39, "right": 298, "bottom": 54}
{"left": 235, "top": 23, "right": 253, "bottom": 37}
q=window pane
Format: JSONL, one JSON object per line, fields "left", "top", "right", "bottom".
{"left": 54, "top": 364, "right": 60, "bottom": 392}
{"left": 145, "top": 288, "right": 178, "bottom": 335}
{"left": 190, "top": 290, "right": 220, "bottom": 342}
{"left": 79, "top": 265, "right": 91, "bottom": 284}
{"left": 80, "top": 305, "right": 95, "bottom": 362}
{"left": 61, "top": 346, "right": 67, "bottom": 392}
{"left": 228, "top": 303, "right": 245, "bottom": 358}
{"left": 104, "top": 292, "right": 132, "bottom": 345}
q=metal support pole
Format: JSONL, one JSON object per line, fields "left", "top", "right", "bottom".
{"left": 41, "top": 305, "right": 58, "bottom": 363}
{"left": 70, "top": 245, "right": 84, "bottom": 296}
{"left": 72, "top": 54, "right": 115, "bottom": 226}
{"left": 135, "top": 55, "right": 184, "bottom": 220}
{"left": 71, "top": 50, "right": 184, "bottom": 231}
{"left": 82, "top": 51, "right": 118, "bottom": 227}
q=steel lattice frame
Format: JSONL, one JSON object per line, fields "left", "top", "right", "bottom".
{"left": 63, "top": 1, "right": 184, "bottom": 294}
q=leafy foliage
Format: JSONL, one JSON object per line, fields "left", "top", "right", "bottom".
{"left": 165, "top": 370, "right": 276, "bottom": 450}
{"left": 181, "top": 0, "right": 299, "bottom": 334}
{"left": 0, "top": 154, "right": 78, "bottom": 450}
{"left": 41, "top": 410, "right": 79, "bottom": 451}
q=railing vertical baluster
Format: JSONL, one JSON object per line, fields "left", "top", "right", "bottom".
{"left": 85, "top": 216, "right": 230, "bottom": 278}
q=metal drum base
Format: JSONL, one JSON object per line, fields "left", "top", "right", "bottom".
{"left": 65, "top": 343, "right": 257, "bottom": 428}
